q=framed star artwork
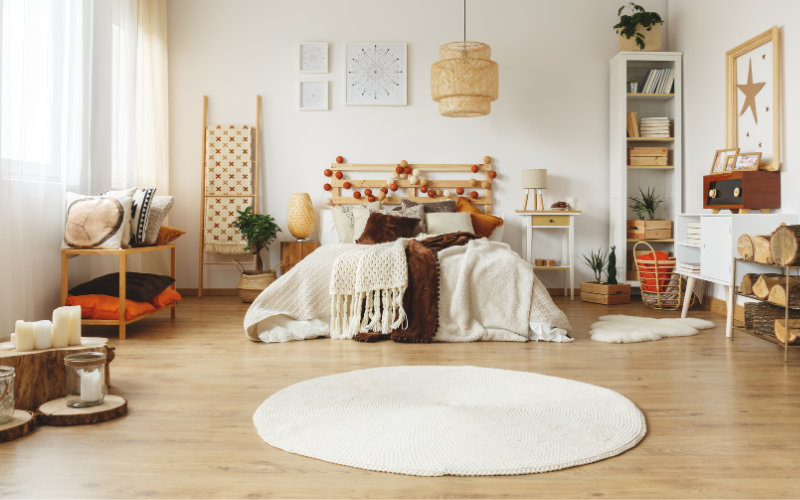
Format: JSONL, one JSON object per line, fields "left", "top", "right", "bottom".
{"left": 300, "top": 43, "right": 328, "bottom": 74}
{"left": 345, "top": 43, "right": 407, "bottom": 106}
{"left": 299, "top": 81, "right": 328, "bottom": 111}
{"left": 726, "top": 26, "right": 781, "bottom": 171}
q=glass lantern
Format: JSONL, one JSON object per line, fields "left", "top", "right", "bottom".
{"left": 0, "top": 366, "right": 15, "bottom": 424}
{"left": 64, "top": 352, "right": 106, "bottom": 408}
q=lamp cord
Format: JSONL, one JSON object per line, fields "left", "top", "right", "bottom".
{"left": 463, "top": 0, "right": 466, "bottom": 42}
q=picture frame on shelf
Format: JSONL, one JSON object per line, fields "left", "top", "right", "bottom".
{"left": 299, "top": 81, "right": 328, "bottom": 111}
{"left": 724, "top": 156, "right": 736, "bottom": 172}
{"left": 299, "top": 42, "right": 328, "bottom": 74}
{"left": 710, "top": 148, "right": 739, "bottom": 175}
{"left": 726, "top": 26, "right": 780, "bottom": 171}
{"left": 733, "top": 152, "right": 762, "bottom": 171}
{"left": 345, "top": 43, "right": 407, "bottom": 106}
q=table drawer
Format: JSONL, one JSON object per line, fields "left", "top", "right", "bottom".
{"left": 531, "top": 215, "right": 569, "bottom": 227}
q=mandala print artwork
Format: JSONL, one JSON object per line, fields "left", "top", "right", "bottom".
{"left": 300, "top": 81, "right": 327, "bottom": 110}
{"left": 346, "top": 43, "right": 407, "bottom": 105}
{"left": 300, "top": 43, "right": 327, "bottom": 73}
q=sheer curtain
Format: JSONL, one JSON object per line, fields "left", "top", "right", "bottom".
{"left": 0, "top": 0, "right": 139, "bottom": 333}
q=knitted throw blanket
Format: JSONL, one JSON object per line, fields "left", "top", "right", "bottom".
{"left": 329, "top": 239, "right": 409, "bottom": 339}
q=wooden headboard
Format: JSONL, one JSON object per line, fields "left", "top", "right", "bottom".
{"left": 328, "top": 158, "right": 494, "bottom": 214}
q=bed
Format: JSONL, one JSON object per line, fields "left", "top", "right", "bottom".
{"left": 244, "top": 160, "right": 573, "bottom": 344}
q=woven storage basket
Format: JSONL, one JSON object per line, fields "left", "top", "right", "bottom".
{"left": 633, "top": 241, "right": 693, "bottom": 311}
{"left": 618, "top": 22, "right": 662, "bottom": 52}
{"left": 234, "top": 260, "right": 283, "bottom": 303}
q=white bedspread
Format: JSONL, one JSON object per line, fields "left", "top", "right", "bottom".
{"left": 244, "top": 240, "right": 572, "bottom": 343}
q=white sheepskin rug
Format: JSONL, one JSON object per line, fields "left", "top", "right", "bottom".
{"left": 590, "top": 315, "right": 716, "bottom": 343}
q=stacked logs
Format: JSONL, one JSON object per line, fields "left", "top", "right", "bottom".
{"left": 738, "top": 223, "right": 800, "bottom": 266}
{"left": 744, "top": 302, "right": 800, "bottom": 344}
{"left": 741, "top": 273, "right": 800, "bottom": 306}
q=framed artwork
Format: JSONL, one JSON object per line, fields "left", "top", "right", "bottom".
{"left": 726, "top": 26, "right": 780, "bottom": 171}
{"left": 733, "top": 152, "right": 762, "bottom": 171}
{"left": 710, "top": 148, "right": 739, "bottom": 175}
{"left": 299, "top": 81, "right": 328, "bottom": 111}
{"left": 724, "top": 156, "right": 736, "bottom": 172}
{"left": 345, "top": 43, "right": 407, "bottom": 106}
{"left": 300, "top": 43, "right": 328, "bottom": 73}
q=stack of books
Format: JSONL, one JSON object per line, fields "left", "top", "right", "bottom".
{"left": 639, "top": 68, "right": 675, "bottom": 94}
{"left": 687, "top": 222, "right": 701, "bottom": 246}
{"left": 639, "top": 117, "right": 671, "bottom": 137}
{"left": 626, "top": 112, "right": 640, "bottom": 137}
{"left": 681, "top": 262, "right": 701, "bottom": 274}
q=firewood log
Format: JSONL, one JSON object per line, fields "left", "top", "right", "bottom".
{"left": 752, "top": 275, "right": 786, "bottom": 299}
{"left": 741, "top": 273, "right": 777, "bottom": 296}
{"left": 737, "top": 234, "right": 754, "bottom": 261}
{"left": 773, "top": 319, "right": 800, "bottom": 344}
{"left": 767, "top": 280, "right": 800, "bottom": 307}
{"left": 745, "top": 302, "right": 800, "bottom": 336}
{"left": 753, "top": 235, "right": 773, "bottom": 264}
{"left": 770, "top": 224, "right": 800, "bottom": 266}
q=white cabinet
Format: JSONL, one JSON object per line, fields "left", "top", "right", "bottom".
{"left": 700, "top": 217, "right": 732, "bottom": 284}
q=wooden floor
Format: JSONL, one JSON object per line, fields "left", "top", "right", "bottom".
{"left": 2, "top": 296, "right": 799, "bottom": 499}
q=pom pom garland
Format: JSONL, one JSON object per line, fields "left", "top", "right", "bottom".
{"left": 412, "top": 168, "right": 421, "bottom": 177}
{"left": 386, "top": 177, "right": 395, "bottom": 185}
{"left": 399, "top": 173, "right": 408, "bottom": 179}
{"left": 353, "top": 191, "right": 362, "bottom": 199}
{"left": 442, "top": 189, "right": 452, "bottom": 197}
{"left": 323, "top": 183, "right": 332, "bottom": 191}
{"left": 403, "top": 166, "right": 413, "bottom": 175}
{"left": 488, "top": 171, "right": 497, "bottom": 179}
{"left": 470, "top": 191, "right": 479, "bottom": 199}
{"left": 481, "top": 181, "right": 491, "bottom": 189}
{"left": 435, "top": 189, "right": 443, "bottom": 197}
{"left": 471, "top": 165, "right": 479, "bottom": 173}
{"left": 483, "top": 156, "right": 491, "bottom": 164}
{"left": 336, "top": 156, "right": 344, "bottom": 163}
{"left": 335, "top": 171, "right": 344, "bottom": 179}
{"left": 390, "top": 183, "right": 398, "bottom": 192}
{"left": 395, "top": 165, "right": 404, "bottom": 174}
{"left": 324, "top": 169, "right": 332, "bottom": 177}
{"left": 380, "top": 187, "right": 388, "bottom": 194}
{"left": 322, "top": 196, "right": 333, "bottom": 206}
{"left": 427, "top": 190, "right": 436, "bottom": 198}
{"left": 391, "top": 171, "right": 399, "bottom": 179}
{"left": 343, "top": 181, "right": 352, "bottom": 190}
{"left": 408, "top": 176, "right": 418, "bottom": 185}
{"left": 368, "top": 196, "right": 376, "bottom": 203}
{"left": 399, "top": 160, "right": 408, "bottom": 167}
{"left": 456, "top": 187, "right": 464, "bottom": 195}
{"left": 377, "top": 192, "right": 386, "bottom": 200}
{"left": 419, "top": 178, "right": 429, "bottom": 186}
{"left": 420, "top": 185, "right": 428, "bottom": 193}
{"left": 468, "top": 178, "right": 477, "bottom": 187}
{"left": 364, "top": 188, "right": 373, "bottom": 196}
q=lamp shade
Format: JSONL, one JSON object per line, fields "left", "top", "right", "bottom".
{"left": 287, "top": 193, "right": 314, "bottom": 240}
{"left": 431, "top": 42, "right": 499, "bottom": 117}
{"left": 521, "top": 169, "right": 547, "bottom": 189}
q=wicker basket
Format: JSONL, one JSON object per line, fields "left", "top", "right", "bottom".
{"left": 234, "top": 260, "right": 283, "bottom": 303}
{"left": 618, "top": 22, "right": 662, "bottom": 52}
{"left": 633, "top": 241, "right": 693, "bottom": 311}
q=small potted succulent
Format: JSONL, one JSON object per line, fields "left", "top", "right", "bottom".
{"left": 231, "top": 206, "right": 283, "bottom": 302}
{"left": 580, "top": 246, "right": 631, "bottom": 304}
{"left": 628, "top": 186, "right": 672, "bottom": 240}
{"left": 614, "top": 3, "right": 664, "bottom": 51}
{"left": 628, "top": 78, "right": 639, "bottom": 93}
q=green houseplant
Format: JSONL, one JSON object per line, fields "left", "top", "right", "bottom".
{"left": 231, "top": 206, "right": 282, "bottom": 272}
{"left": 581, "top": 248, "right": 608, "bottom": 283}
{"left": 629, "top": 186, "right": 663, "bottom": 221}
{"left": 580, "top": 246, "right": 631, "bottom": 305}
{"left": 614, "top": 3, "right": 664, "bottom": 51}
{"left": 607, "top": 246, "right": 618, "bottom": 285}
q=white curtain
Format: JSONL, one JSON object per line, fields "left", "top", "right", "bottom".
{"left": 0, "top": 0, "right": 148, "bottom": 334}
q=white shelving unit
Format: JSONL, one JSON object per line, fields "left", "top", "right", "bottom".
{"left": 609, "top": 52, "right": 683, "bottom": 287}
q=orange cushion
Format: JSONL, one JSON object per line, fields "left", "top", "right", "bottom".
{"left": 455, "top": 197, "right": 504, "bottom": 238}
{"left": 149, "top": 288, "right": 182, "bottom": 309}
{"left": 154, "top": 225, "right": 186, "bottom": 245}
{"left": 66, "top": 295, "right": 156, "bottom": 320}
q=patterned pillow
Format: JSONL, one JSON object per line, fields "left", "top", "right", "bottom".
{"left": 330, "top": 202, "right": 382, "bottom": 243}
{"left": 102, "top": 188, "right": 156, "bottom": 245}
{"left": 144, "top": 196, "right": 175, "bottom": 245}
{"left": 353, "top": 204, "right": 425, "bottom": 241}
{"left": 63, "top": 191, "right": 134, "bottom": 249}
{"left": 402, "top": 199, "right": 456, "bottom": 213}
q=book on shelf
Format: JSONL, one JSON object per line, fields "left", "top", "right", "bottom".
{"left": 626, "top": 112, "right": 640, "bottom": 137}
{"left": 681, "top": 263, "right": 701, "bottom": 273}
{"left": 687, "top": 222, "right": 701, "bottom": 229}
{"left": 638, "top": 68, "right": 675, "bottom": 94}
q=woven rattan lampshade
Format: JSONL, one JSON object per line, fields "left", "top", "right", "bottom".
{"left": 287, "top": 193, "right": 314, "bottom": 240}
{"left": 431, "top": 41, "right": 499, "bottom": 117}
{"left": 521, "top": 169, "right": 547, "bottom": 189}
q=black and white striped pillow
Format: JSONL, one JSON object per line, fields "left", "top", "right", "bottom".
{"left": 102, "top": 188, "right": 156, "bottom": 245}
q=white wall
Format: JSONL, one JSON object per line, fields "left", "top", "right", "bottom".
{"left": 168, "top": 0, "right": 668, "bottom": 289}
{"left": 669, "top": 0, "right": 799, "bottom": 298}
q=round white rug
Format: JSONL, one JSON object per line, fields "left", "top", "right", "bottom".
{"left": 253, "top": 366, "right": 646, "bottom": 476}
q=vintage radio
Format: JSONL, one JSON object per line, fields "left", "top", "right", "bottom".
{"left": 703, "top": 171, "right": 780, "bottom": 214}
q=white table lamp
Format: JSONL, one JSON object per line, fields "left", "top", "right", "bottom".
{"left": 521, "top": 169, "right": 547, "bottom": 211}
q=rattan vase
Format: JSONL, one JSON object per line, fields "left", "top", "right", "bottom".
{"left": 287, "top": 193, "right": 314, "bottom": 240}
{"left": 618, "top": 23, "right": 662, "bottom": 52}
{"left": 234, "top": 260, "right": 283, "bottom": 303}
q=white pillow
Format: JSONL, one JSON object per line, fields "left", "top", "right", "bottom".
{"left": 62, "top": 191, "right": 134, "bottom": 250}
{"left": 94, "top": 188, "right": 137, "bottom": 246}
{"left": 425, "top": 212, "right": 475, "bottom": 235}
{"left": 318, "top": 210, "right": 338, "bottom": 246}
{"left": 330, "top": 202, "right": 381, "bottom": 243}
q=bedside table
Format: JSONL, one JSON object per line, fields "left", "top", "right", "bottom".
{"left": 281, "top": 241, "right": 317, "bottom": 274}
{"left": 516, "top": 211, "right": 581, "bottom": 300}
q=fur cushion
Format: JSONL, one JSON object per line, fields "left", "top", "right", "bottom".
{"left": 355, "top": 212, "right": 420, "bottom": 245}
{"left": 402, "top": 199, "right": 456, "bottom": 213}
{"left": 589, "top": 315, "right": 715, "bottom": 343}
{"left": 353, "top": 205, "right": 426, "bottom": 240}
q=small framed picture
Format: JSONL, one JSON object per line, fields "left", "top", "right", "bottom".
{"left": 724, "top": 156, "right": 736, "bottom": 172}
{"left": 710, "top": 148, "right": 739, "bottom": 175}
{"left": 300, "top": 43, "right": 328, "bottom": 73}
{"left": 299, "top": 81, "right": 328, "bottom": 111}
{"left": 733, "top": 152, "right": 762, "bottom": 171}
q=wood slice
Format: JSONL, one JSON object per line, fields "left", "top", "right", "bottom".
{"left": 767, "top": 281, "right": 800, "bottom": 307}
{"left": 0, "top": 338, "right": 112, "bottom": 411}
{"left": 745, "top": 302, "right": 800, "bottom": 336}
{"left": 0, "top": 410, "right": 36, "bottom": 442}
{"left": 37, "top": 395, "right": 127, "bottom": 426}
{"left": 64, "top": 197, "right": 124, "bottom": 248}
{"left": 741, "top": 273, "right": 762, "bottom": 296}
{"left": 753, "top": 235, "right": 774, "bottom": 264}
{"left": 770, "top": 224, "right": 800, "bottom": 266}
{"left": 773, "top": 319, "right": 800, "bottom": 344}
{"left": 737, "top": 234, "right": 754, "bottom": 260}
{"left": 752, "top": 275, "right": 786, "bottom": 299}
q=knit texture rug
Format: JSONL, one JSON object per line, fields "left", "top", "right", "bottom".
{"left": 253, "top": 366, "right": 647, "bottom": 476}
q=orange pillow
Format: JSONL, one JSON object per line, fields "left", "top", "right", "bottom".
{"left": 455, "top": 197, "right": 504, "bottom": 238}
{"left": 66, "top": 295, "right": 156, "bottom": 320}
{"left": 154, "top": 225, "right": 185, "bottom": 245}
{"left": 149, "top": 288, "right": 182, "bottom": 309}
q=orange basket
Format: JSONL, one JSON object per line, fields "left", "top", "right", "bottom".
{"left": 633, "top": 241, "right": 694, "bottom": 311}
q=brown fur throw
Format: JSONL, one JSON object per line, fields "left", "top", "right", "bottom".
{"left": 355, "top": 212, "right": 419, "bottom": 245}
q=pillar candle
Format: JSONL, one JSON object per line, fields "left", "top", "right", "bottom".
{"left": 33, "top": 320, "right": 53, "bottom": 350}
{"left": 52, "top": 307, "right": 70, "bottom": 348}
{"left": 15, "top": 321, "right": 35, "bottom": 352}
{"left": 79, "top": 369, "right": 103, "bottom": 403}
{"left": 68, "top": 306, "right": 82, "bottom": 346}
{"left": 10, "top": 334, "right": 15, "bottom": 347}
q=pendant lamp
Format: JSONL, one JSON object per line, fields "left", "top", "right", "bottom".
{"left": 431, "top": 1, "right": 499, "bottom": 117}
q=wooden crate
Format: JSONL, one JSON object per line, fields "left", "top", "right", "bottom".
{"left": 629, "top": 156, "right": 668, "bottom": 166}
{"left": 580, "top": 282, "right": 631, "bottom": 305}
{"left": 281, "top": 241, "right": 317, "bottom": 274}
{"left": 627, "top": 220, "right": 673, "bottom": 240}
{"left": 628, "top": 147, "right": 668, "bottom": 156}
{"left": 626, "top": 269, "right": 640, "bottom": 281}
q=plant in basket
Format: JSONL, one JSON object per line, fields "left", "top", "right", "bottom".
{"left": 628, "top": 187, "right": 672, "bottom": 240}
{"left": 580, "top": 246, "right": 630, "bottom": 305}
{"left": 231, "top": 207, "right": 283, "bottom": 302}
{"left": 614, "top": 3, "right": 664, "bottom": 51}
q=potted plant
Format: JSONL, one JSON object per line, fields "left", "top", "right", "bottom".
{"left": 627, "top": 186, "right": 672, "bottom": 240}
{"left": 614, "top": 2, "right": 664, "bottom": 51}
{"left": 231, "top": 206, "right": 283, "bottom": 302}
{"left": 580, "top": 246, "right": 631, "bottom": 304}
{"left": 628, "top": 78, "right": 639, "bottom": 93}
